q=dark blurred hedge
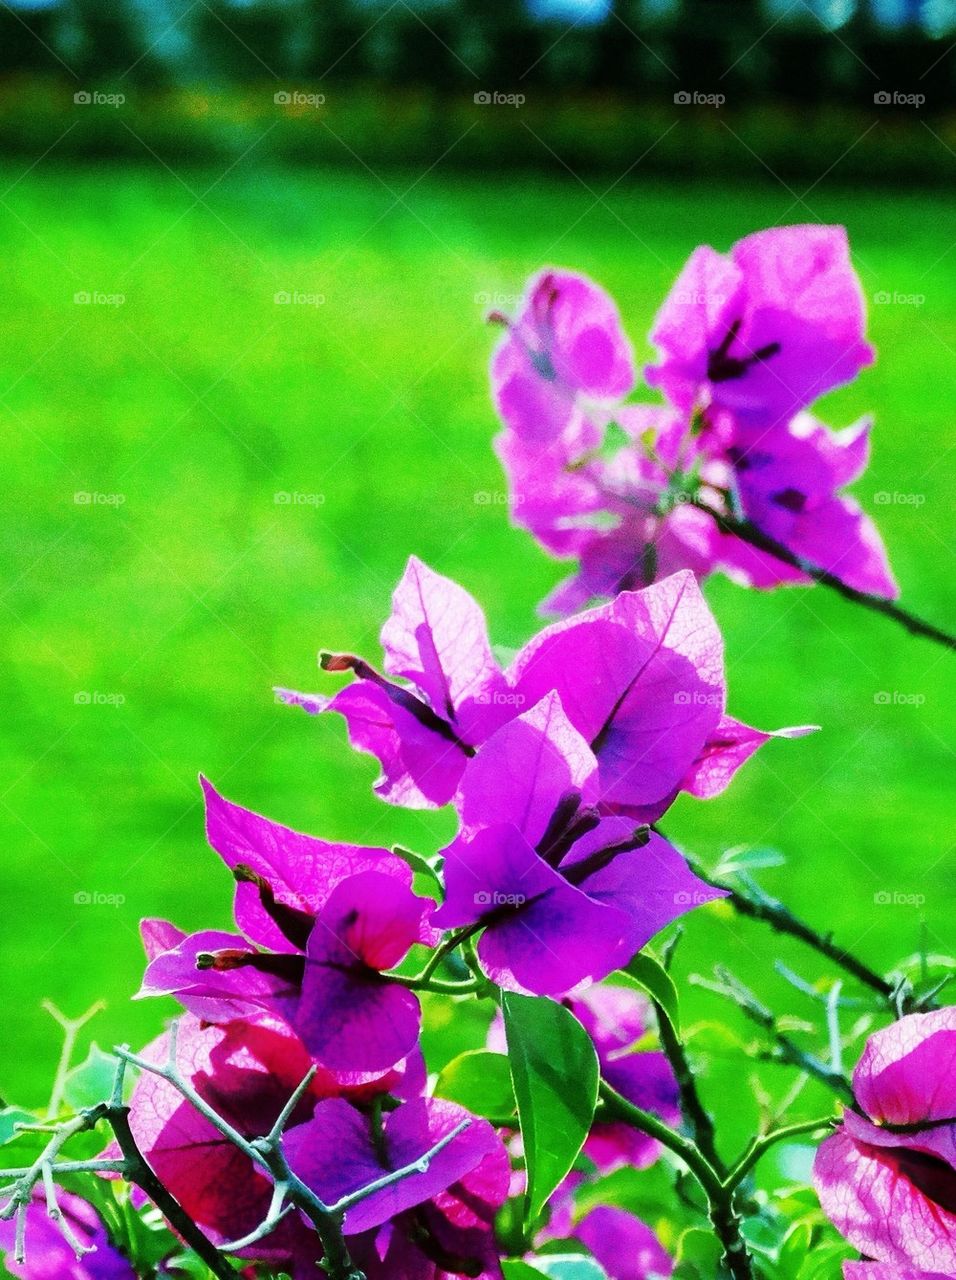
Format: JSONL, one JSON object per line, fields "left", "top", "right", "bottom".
{"left": 1, "top": 0, "right": 954, "bottom": 184}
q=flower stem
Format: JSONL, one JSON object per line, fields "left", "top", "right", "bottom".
{"left": 693, "top": 501, "right": 956, "bottom": 652}
{"left": 724, "top": 1116, "right": 834, "bottom": 1187}
{"left": 599, "top": 1083, "right": 753, "bottom": 1278}
{"left": 652, "top": 998, "right": 726, "bottom": 1176}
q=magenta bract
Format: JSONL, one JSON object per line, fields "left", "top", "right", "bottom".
{"left": 814, "top": 1008, "right": 956, "bottom": 1274}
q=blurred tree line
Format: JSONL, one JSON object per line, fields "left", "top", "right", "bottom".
{"left": 1, "top": 0, "right": 953, "bottom": 105}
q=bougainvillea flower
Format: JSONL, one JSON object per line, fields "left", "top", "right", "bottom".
{"left": 499, "top": 386, "right": 895, "bottom": 610}
{"left": 498, "top": 404, "right": 723, "bottom": 613}
{"left": 646, "top": 225, "right": 873, "bottom": 431}
{"left": 433, "top": 693, "right": 725, "bottom": 995}
{"left": 489, "top": 983, "right": 679, "bottom": 1170}
{"left": 279, "top": 555, "right": 514, "bottom": 808}
{"left": 284, "top": 557, "right": 800, "bottom": 818}
{"left": 490, "top": 268, "right": 634, "bottom": 443}
{"left": 0, "top": 1189, "right": 137, "bottom": 1280}
{"left": 813, "top": 1007, "right": 956, "bottom": 1274}
{"left": 113, "top": 1015, "right": 376, "bottom": 1274}
{"left": 138, "top": 780, "right": 435, "bottom": 1073}
{"left": 537, "top": 1172, "right": 672, "bottom": 1277}
{"left": 285, "top": 1097, "right": 509, "bottom": 1279}
{"left": 490, "top": 243, "right": 894, "bottom": 610}
{"left": 571, "top": 985, "right": 680, "bottom": 1171}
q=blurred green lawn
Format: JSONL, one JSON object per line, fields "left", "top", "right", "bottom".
{"left": 1, "top": 162, "right": 953, "bottom": 1161}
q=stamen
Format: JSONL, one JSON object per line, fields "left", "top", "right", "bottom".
{"left": 320, "top": 652, "right": 476, "bottom": 754}
{"left": 233, "top": 864, "right": 315, "bottom": 951}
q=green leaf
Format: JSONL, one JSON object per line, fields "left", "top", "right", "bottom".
{"left": 0, "top": 1107, "right": 35, "bottom": 1145}
{"left": 618, "top": 951, "right": 680, "bottom": 1034}
{"left": 531, "top": 1256, "right": 609, "bottom": 1280}
{"left": 434, "top": 1051, "right": 515, "bottom": 1121}
{"left": 502, "top": 1263, "right": 544, "bottom": 1280}
{"left": 392, "top": 845, "right": 444, "bottom": 899}
{"left": 673, "top": 1228, "right": 725, "bottom": 1280}
{"left": 63, "top": 1043, "right": 119, "bottom": 1111}
{"left": 777, "top": 1221, "right": 813, "bottom": 1279}
{"left": 795, "top": 1241, "right": 855, "bottom": 1280}
{"left": 502, "top": 992, "right": 599, "bottom": 1227}
{"left": 503, "top": 1259, "right": 608, "bottom": 1280}
{"left": 715, "top": 845, "right": 786, "bottom": 876}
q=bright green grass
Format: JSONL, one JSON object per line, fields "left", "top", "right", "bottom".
{"left": 1, "top": 163, "right": 953, "bottom": 1162}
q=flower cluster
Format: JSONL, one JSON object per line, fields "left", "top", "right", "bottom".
{"left": 3, "top": 225, "right": 949, "bottom": 1280}
{"left": 490, "top": 227, "right": 898, "bottom": 613}
{"left": 114, "top": 557, "right": 806, "bottom": 1276}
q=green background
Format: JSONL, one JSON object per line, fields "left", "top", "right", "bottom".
{"left": 1, "top": 162, "right": 953, "bottom": 1163}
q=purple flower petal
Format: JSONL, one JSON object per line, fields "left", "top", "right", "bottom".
{"left": 381, "top": 556, "right": 509, "bottom": 744}
{"left": 137, "top": 927, "right": 300, "bottom": 1026}
{"left": 576, "top": 1204, "right": 673, "bottom": 1279}
{"left": 682, "top": 715, "right": 819, "bottom": 800}
{"left": 814, "top": 1129, "right": 956, "bottom": 1273}
{"left": 648, "top": 226, "right": 873, "bottom": 430}
{"left": 578, "top": 832, "right": 727, "bottom": 960}
{"left": 492, "top": 269, "right": 634, "bottom": 442}
{"left": 285, "top": 1098, "right": 503, "bottom": 1236}
{"left": 509, "top": 571, "right": 724, "bottom": 816}
{"left": 456, "top": 691, "right": 598, "bottom": 845}
{"left": 297, "top": 871, "right": 427, "bottom": 1071}
{"left": 0, "top": 1190, "right": 136, "bottom": 1280}
{"left": 201, "top": 776, "right": 410, "bottom": 948}
{"left": 435, "top": 824, "right": 630, "bottom": 995}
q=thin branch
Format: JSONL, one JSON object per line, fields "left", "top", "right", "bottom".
{"left": 690, "top": 862, "right": 901, "bottom": 1006}
{"left": 693, "top": 501, "right": 956, "bottom": 652}
{"left": 691, "top": 969, "right": 854, "bottom": 1104}
{"left": 328, "top": 1119, "right": 470, "bottom": 1215}
{"left": 42, "top": 1001, "right": 106, "bottom": 1120}
{"left": 119, "top": 1027, "right": 478, "bottom": 1280}
{"left": 725, "top": 1116, "right": 836, "bottom": 1188}
{"left": 652, "top": 999, "right": 726, "bottom": 1176}
{"left": 0, "top": 1057, "right": 234, "bottom": 1278}
{"left": 599, "top": 1082, "right": 753, "bottom": 1280}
